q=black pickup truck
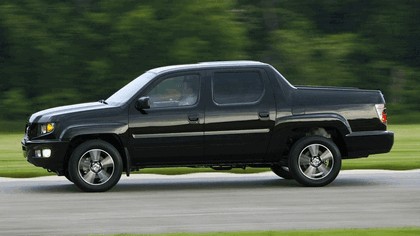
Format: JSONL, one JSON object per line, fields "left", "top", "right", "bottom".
{"left": 22, "top": 61, "right": 394, "bottom": 192}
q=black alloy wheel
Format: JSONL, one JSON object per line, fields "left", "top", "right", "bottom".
{"left": 68, "top": 140, "right": 123, "bottom": 192}
{"left": 288, "top": 136, "right": 341, "bottom": 187}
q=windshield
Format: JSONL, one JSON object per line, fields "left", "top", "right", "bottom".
{"left": 106, "top": 72, "right": 156, "bottom": 106}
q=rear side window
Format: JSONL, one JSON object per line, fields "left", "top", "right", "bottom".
{"left": 212, "top": 71, "right": 264, "bottom": 105}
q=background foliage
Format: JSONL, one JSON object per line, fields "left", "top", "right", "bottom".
{"left": 1, "top": 0, "right": 419, "bottom": 130}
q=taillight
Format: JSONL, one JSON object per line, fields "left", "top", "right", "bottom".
{"left": 375, "top": 104, "right": 387, "bottom": 124}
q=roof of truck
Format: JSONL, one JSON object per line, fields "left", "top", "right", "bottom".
{"left": 148, "top": 61, "right": 268, "bottom": 74}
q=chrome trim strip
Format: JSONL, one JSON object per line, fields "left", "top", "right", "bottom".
{"left": 205, "top": 129, "right": 270, "bottom": 136}
{"left": 133, "top": 132, "right": 203, "bottom": 139}
{"left": 132, "top": 128, "right": 270, "bottom": 139}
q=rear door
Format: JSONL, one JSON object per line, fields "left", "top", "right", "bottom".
{"left": 203, "top": 68, "right": 276, "bottom": 163}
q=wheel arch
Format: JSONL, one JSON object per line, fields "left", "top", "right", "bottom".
{"left": 270, "top": 113, "right": 351, "bottom": 161}
{"left": 291, "top": 126, "right": 348, "bottom": 158}
{"left": 64, "top": 133, "right": 130, "bottom": 177}
{"left": 59, "top": 123, "right": 129, "bottom": 176}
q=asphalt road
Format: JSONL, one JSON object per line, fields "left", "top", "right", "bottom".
{"left": 0, "top": 170, "right": 419, "bottom": 236}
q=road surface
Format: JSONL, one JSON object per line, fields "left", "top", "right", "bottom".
{"left": 0, "top": 170, "right": 419, "bottom": 236}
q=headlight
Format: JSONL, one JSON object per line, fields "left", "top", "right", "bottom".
{"left": 40, "top": 123, "right": 55, "bottom": 134}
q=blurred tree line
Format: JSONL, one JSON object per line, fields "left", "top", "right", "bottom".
{"left": 0, "top": 0, "right": 419, "bottom": 125}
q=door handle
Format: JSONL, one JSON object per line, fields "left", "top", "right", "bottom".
{"left": 258, "top": 112, "right": 270, "bottom": 120}
{"left": 188, "top": 114, "right": 199, "bottom": 123}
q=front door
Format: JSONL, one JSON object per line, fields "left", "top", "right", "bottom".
{"left": 128, "top": 72, "right": 204, "bottom": 165}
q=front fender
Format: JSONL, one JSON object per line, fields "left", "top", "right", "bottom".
{"left": 59, "top": 123, "right": 129, "bottom": 141}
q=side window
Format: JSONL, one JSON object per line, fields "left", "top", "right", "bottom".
{"left": 212, "top": 71, "right": 264, "bottom": 105}
{"left": 147, "top": 74, "right": 200, "bottom": 108}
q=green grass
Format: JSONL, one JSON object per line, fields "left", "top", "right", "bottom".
{"left": 112, "top": 228, "right": 420, "bottom": 236}
{"left": 1, "top": 124, "right": 419, "bottom": 178}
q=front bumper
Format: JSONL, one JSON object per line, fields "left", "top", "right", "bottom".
{"left": 21, "top": 138, "right": 69, "bottom": 173}
{"left": 344, "top": 130, "right": 394, "bottom": 158}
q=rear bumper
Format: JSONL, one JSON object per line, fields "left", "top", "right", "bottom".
{"left": 21, "top": 138, "right": 69, "bottom": 173}
{"left": 344, "top": 130, "right": 394, "bottom": 158}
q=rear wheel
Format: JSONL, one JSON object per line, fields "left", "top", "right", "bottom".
{"left": 271, "top": 165, "right": 293, "bottom": 179}
{"left": 68, "top": 140, "right": 123, "bottom": 192}
{"left": 288, "top": 136, "right": 341, "bottom": 187}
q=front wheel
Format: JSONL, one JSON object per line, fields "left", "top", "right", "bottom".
{"left": 68, "top": 140, "right": 123, "bottom": 192}
{"left": 64, "top": 170, "right": 73, "bottom": 182}
{"left": 288, "top": 136, "right": 341, "bottom": 187}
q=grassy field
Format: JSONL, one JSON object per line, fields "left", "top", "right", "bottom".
{"left": 1, "top": 124, "right": 419, "bottom": 178}
{"left": 114, "top": 228, "right": 420, "bottom": 236}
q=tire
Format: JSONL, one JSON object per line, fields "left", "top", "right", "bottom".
{"left": 64, "top": 171, "right": 73, "bottom": 182}
{"left": 68, "top": 140, "right": 123, "bottom": 192}
{"left": 288, "top": 136, "right": 341, "bottom": 187}
{"left": 271, "top": 165, "right": 293, "bottom": 179}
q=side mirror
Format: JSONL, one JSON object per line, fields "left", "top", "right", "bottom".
{"left": 136, "top": 96, "right": 150, "bottom": 110}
